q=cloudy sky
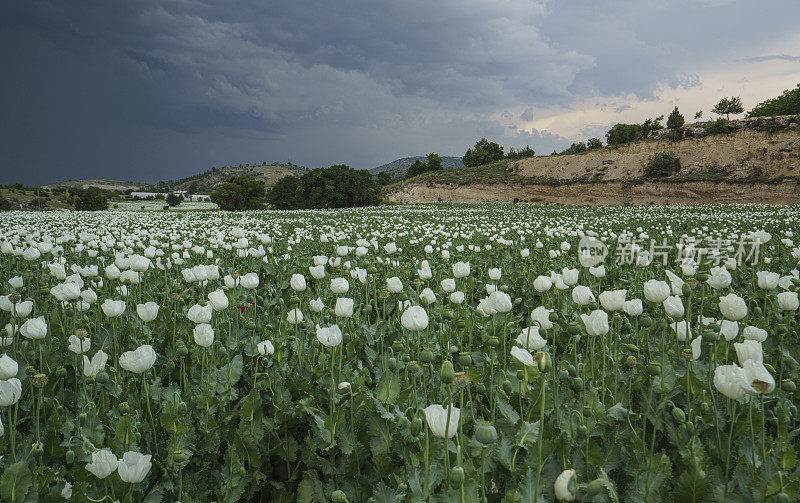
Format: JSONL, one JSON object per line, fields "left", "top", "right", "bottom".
{"left": 2, "top": 0, "right": 799, "bottom": 186}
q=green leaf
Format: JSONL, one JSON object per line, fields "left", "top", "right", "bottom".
{"left": 607, "top": 402, "right": 632, "bottom": 421}
{"left": 652, "top": 359, "right": 677, "bottom": 393}
{"left": 515, "top": 421, "right": 540, "bottom": 447}
{"left": 373, "top": 481, "right": 403, "bottom": 503}
{"left": 672, "top": 460, "right": 707, "bottom": 503}
{"left": 0, "top": 462, "right": 32, "bottom": 503}
{"left": 375, "top": 374, "right": 400, "bottom": 404}
{"left": 497, "top": 396, "right": 521, "bottom": 424}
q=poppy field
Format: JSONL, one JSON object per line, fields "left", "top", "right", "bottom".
{"left": 0, "top": 203, "right": 798, "bottom": 502}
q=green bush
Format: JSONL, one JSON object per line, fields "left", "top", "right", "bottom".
{"left": 165, "top": 193, "right": 182, "bottom": 206}
{"left": 211, "top": 176, "right": 266, "bottom": 211}
{"left": 606, "top": 123, "right": 643, "bottom": 145}
{"left": 645, "top": 151, "right": 681, "bottom": 177}
{"left": 705, "top": 118, "right": 731, "bottom": 135}
{"left": 748, "top": 84, "right": 800, "bottom": 117}
{"left": 267, "top": 165, "right": 380, "bottom": 209}
{"left": 73, "top": 187, "right": 109, "bottom": 211}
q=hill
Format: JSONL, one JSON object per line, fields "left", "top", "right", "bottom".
{"left": 370, "top": 156, "right": 465, "bottom": 179}
{"left": 146, "top": 163, "right": 308, "bottom": 193}
{"left": 42, "top": 179, "right": 143, "bottom": 191}
{"left": 387, "top": 115, "right": 800, "bottom": 205}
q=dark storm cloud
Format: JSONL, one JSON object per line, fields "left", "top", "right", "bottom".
{"left": 1, "top": 0, "right": 798, "bottom": 185}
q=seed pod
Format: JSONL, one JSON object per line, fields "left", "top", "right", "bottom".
{"left": 624, "top": 355, "right": 637, "bottom": 369}
{"left": 449, "top": 466, "right": 465, "bottom": 486}
{"left": 567, "top": 325, "right": 581, "bottom": 336}
{"left": 587, "top": 479, "right": 604, "bottom": 495}
{"left": 119, "top": 401, "right": 130, "bottom": 414}
{"left": 96, "top": 371, "right": 109, "bottom": 383}
{"left": 685, "top": 421, "right": 696, "bottom": 436}
{"left": 392, "top": 341, "right": 404, "bottom": 353}
{"left": 672, "top": 407, "right": 686, "bottom": 423}
{"left": 775, "top": 493, "right": 790, "bottom": 503}
{"left": 753, "top": 306, "right": 763, "bottom": 317}
{"left": 65, "top": 449, "right": 75, "bottom": 465}
{"left": 32, "top": 443, "right": 44, "bottom": 457}
{"left": 486, "top": 337, "right": 500, "bottom": 348}
{"left": 572, "top": 377, "right": 584, "bottom": 391}
{"left": 388, "top": 357, "right": 398, "bottom": 371}
{"left": 55, "top": 367, "right": 67, "bottom": 378}
{"left": 420, "top": 349, "right": 435, "bottom": 363}
{"left": 458, "top": 353, "right": 472, "bottom": 366}
{"left": 781, "top": 380, "right": 796, "bottom": 392}
{"left": 702, "top": 330, "right": 717, "bottom": 342}
{"left": 475, "top": 422, "right": 498, "bottom": 445}
{"left": 549, "top": 312, "right": 559, "bottom": 323}
{"left": 440, "top": 360, "right": 455, "bottom": 384}
{"left": 475, "top": 384, "right": 487, "bottom": 395}
{"left": 503, "top": 379, "right": 513, "bottom": 395}
{"left": 401, "top": 354, "right": 411, "bottom": 363}
{"left": 647, "top": 362, "right": 660, "bottom": 376}
{"left": 455, "top": 319, "right": 466, "bottom": 329}
{"left": 538, "top": 353, "right": 551, "bottom": 373}
{"left": 696, "top": 272, "right": 709, "bottom": 282}
{"left": 640, "top": 316, "right": 653, "bottom": 327}
{"left": 567, "top": 364, "right": 578, "bottom": 377}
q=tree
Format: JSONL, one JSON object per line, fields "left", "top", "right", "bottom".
{"left": 506, "top": 145, "right": 535, "bottom": 160}
{"left": 606, "top": 123, "right": 642, "bottom": 146}
{"left": 641, "top": 115, "right": 664, "bottom": 139}
{"left": 73, "top": 187, "right": 108, "bottom": 211}
{"left": 694, "top": 111, "right": 703, "bottom": 119}
{"left": 406, "top": 160, "right": 427, "bottom": 178}
{"left": 712, "top": 96, "right": 744, "bottom": 120}
{"left": 426, "top": 153, "right": 443, "bottom": 171}
{"left": 667, "top": 107, "right": 685, "bottom": 130}
{"left": 376, "top": 172, "right": 393, "bottom": 186}
{"left": 211, "top": 176, "right": 266, "bottom": 211}
{"left": 587, "top": 138, "right": 603, "bottom": 150}
{"left": 0, "top": 194, "right": 13, "bottom": 211}
{"left": 748, "top": 84, "right": 800, "bottom": 117}
{"left": 267, "top": 165, "right": 380, "bottom": 210}
{"left": 166, "top": 193, "right": 182, "bottom": 207}
{"left": 462, "top": 138, "right": 504, "bottom": 166}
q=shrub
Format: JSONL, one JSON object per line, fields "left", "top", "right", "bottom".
{"left": 645, "top": 151, "right": 681, "bottom": 177}
{"left": 667, "top": 107, "right": 685, "bottom": 131}
{"left": 211, "top": 176, "right": 266, "bottom": 211}
{"left": 748, "top": 84, "right": 800, "bottom": 117}
{"left": 606, "top": 123, "right": 643, "bottom": 145}
{"left": 587, "top": 138, "right": 603, "bottom": 150}
{"left": 165, "top": 193, "right": 182, "bottom": 206}
{"left": 73, "top": 187, "right": 109, "bottom": 211}
{"left": 705, "top": 118, "right": 731, "bottom": 135}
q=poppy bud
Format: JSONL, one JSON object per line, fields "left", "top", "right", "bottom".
{"left": 781, "top": 380, "right": 796, "bottom": 392}
{"left": 96, "top": 371, "right": 109, "bottom": 383}
{"left": 331, "top": 490, "right": 349, "bottom": 503}
{"left": 388, "top": 357, "right": 398, "bottom": 371}
{"left": 440, "top": 360, "right": 455, "bottom": 384}
{"left": 420, "top": 349, "right": 435, "bottom": 363}
{"left": 503, "top": 379, "right": 513, "bottom": 395}
{"left": 682, "top": 284, "right": 692, "bottom": 296}
{"left": 549, "top": 312, "right": 559, "bottom": 323}
{"left": 696, "top": 272, "right": 709, "bottom": 282}
{"left": 475, "top": 422, "right": 497, "bottom": 445}
{"left": 458, "top": 353, "right": 472, "bottom": 366}
{"left": 572, "top": 377, "right": 584, "bottom": 391}
{"left": 567, "top": 364, "right": 578, "bottom": 377}
{"left": 647, "top": 362, "right": 660, "bottom": 376}
{"left": 55, "top": 367, "right": 68, "bottom": 378}
{"left": 672, "top": 407, "right": 686, "bottom": 423}
{"left": 487, "top": 337, "right": 500, "bottom": 348}
{"left": 119, "top": 401, "right": 130, "bottom": 414}
{"left": 538, "top": 353, "right": 551, "bottom": 372}
{"left": 402, "top": 354, "right": 411, "bottom": 363}
{"left": 587, "top": 479, "right": 604, "bottom": 495}
{"left": 449, "top": 466, "right": 465, "bottom": 486}
{"left": 624, "top": 355, "right": 637, "bottom": 369}
{"left": 392, "top": 341, "right": 404, "bottom": 353}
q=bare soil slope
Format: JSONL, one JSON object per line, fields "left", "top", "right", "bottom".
{"left": 388, "top": 118, "right": 800, "bottom": 205}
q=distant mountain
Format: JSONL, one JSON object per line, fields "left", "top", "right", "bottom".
{"left": 370, "top": 156, "right": 465, "bottom": 179}
{"left": 145, "top": 163, "right": 309, "bottom": 193}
